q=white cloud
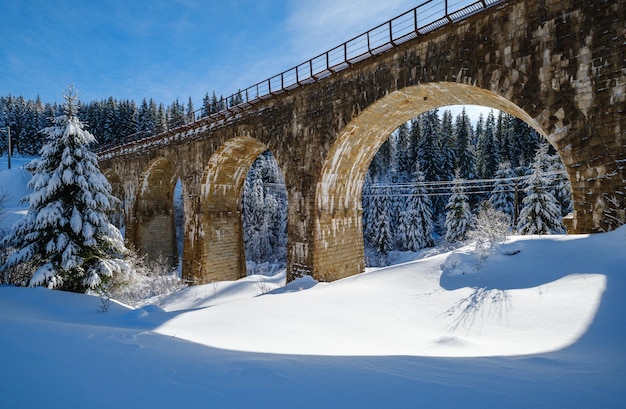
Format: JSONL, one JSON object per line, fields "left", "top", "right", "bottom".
{"left": 285, "top": 0, "right": 417, "bottom": 58}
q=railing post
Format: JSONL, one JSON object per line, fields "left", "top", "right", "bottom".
{"left": 367, "top": 31, "right": 371, "bottom": 53}
{"left": 344, "top": 42, "right": 348, "bottom": 64}
{"left": 389, "top": 20, "right": 394, "bottom": 45}
{"left": 445, "top": 0, "right": 453, "bottom": 24}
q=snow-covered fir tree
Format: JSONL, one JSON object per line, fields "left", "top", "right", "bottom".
{"left": 395, "top": 166, "right": 434, "bottom": 251}
{"left": 475, "top": 110, "right": 499, "bottom": 179}
{"left": 366, "top": 184, "right": 393, "bottom": 265}
{"left": 453, "top": 108, "right": 475, "bottom": 180}
{"left": 395, "top": 123, "right": 412, "bottom": 177}
{"left": 411, "top": 167, "right": 434, "bottom": 249}
{"left": 546, "top": 152, "right": 572, "bottom": 216}
{"left": 438, "top": 109, "right": 456, "bottom": 182}
{"left": 517, "top": 145, "right": 565, "bottom": 235}
{"left": 488, "top": 161, "right": 516, "bottom": 218}
{"left": 444, "top": 170, "right": 472, "bottom": 242}
{"left": 1, "top": 87, "right": 127, "bottom": 292}
{"left": 369, "top": 184, "right": 392, "bottom": 249}
{"left": 415, "top": 111, "right": 441, "bottom": 183}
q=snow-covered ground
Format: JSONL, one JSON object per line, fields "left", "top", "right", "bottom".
{"left": 0, "top": 156, "right": 33, "bottom": 232}
{"left": 1, "top": 155, "right": 625, "bottom": 408}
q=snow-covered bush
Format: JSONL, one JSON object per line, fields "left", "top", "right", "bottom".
{"left": 246, "top": 260, "right": 284, "bottom": 277}
{"left": 0, "top": 229, "right": 36, "bottom": 286}
{"left": 104, "top": 249, "right": 186, "bottom": 306}
{"left": 468, "top": 203, "right": 511, "bottom": 259}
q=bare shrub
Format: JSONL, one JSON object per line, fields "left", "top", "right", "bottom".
{"left": 255, "top": 276, "right": 271, "bottom": 295}
{"left": 97, "top": 287, "right": 111, "bottom": 312}
{"left": 468, "top": 203, "right": 511, "bottom": 259}
{"left": 105, "top": 248, "right": 186, "bottom": 306}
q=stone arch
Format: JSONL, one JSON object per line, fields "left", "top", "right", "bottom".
{"left": 132, "top": 157, "right": 179, "bottom": 266}
{"left": 313, "top": 82, "right": 560, "bottom": 282}
{"left": 193, "top": 136, "right": 269, "bottom": 284}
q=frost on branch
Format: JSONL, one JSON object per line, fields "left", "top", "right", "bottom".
{"left": 468, "top": 203, "right": 511, "bottom": 259}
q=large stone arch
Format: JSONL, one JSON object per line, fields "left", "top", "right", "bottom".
{"left": 191, "top": 136, "right": 268, "bottom": 284}
{"left": 132, "top": 157, "right": 179, "bottom": 266}
{"left": 314, "top": 82, "right": 567, "bottom": 282}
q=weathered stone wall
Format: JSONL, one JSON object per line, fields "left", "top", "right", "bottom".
{"left": 100, "top": 0, "right": 626, "bottom": 284}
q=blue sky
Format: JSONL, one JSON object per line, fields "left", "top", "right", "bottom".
{"left": 1, "top": 0, "right": 420, "bottom": 106}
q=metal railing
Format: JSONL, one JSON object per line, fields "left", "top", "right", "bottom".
{"left": 97, "top": 0, "right": 506, "bottom": 157}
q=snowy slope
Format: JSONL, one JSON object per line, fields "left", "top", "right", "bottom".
{"left": 153, "top": 235, "right": 611, "bottom": 357}
{"left": 0, "top": 156, "right": 33, "bottom": 231}
{"left": 1, "top": 157, "right": 625, "bottom": 408}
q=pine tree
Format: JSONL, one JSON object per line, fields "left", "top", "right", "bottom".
{"left": 453, "top": 108, "right": 475, "bottom": 180}
{"left": 438, "top": 109, "right": 456, "bottom": 182}
{"left": 1, "top": 87, "right": 127, "bottom": 292}
{"left": 517, "top": 145, "right": 565, "bottom": 235}
{"left": 416, "top": 110, "right": 441, "bottom": 183}
{"left": 444, "top": 170, "right": 472, "bottom": 242}
{"left": 476, "top": 110, "right": 499, "bottom": 179}
{"left": 510, "top": 117, "right": 541, "bottom": 167}
{"left": 201, "top": 92, "right": 211, "bottom": 117}
{"left": 210, "top": 92, "right": 219, "bottom": 114}
{"left": 495, "top": 111, "right": 513, "bottom": 163}
{"left": 118, "top": 99, "right": 138, "bottom": 140}
{"left": 137, "top": 98, "right": 156, "bottom": 135}
{"left": 156, "top": 103, "right": 167, "bottom": 134}
{"left": 546, "top": 152, "right": 572, "bottom": 216}
{"left": 395, "top": 123, "right": 412, "bottom": 178}
{"left": 242, "top": 165, "right": 265, "bottom": 263}
{"left": 411, "top": 167, "right": 434, "bottom": 249}
{"left": 186, "top": 97, "right": 195, "bottom": 124}
{"left": 489, "top": 161, "right": 516, "bottom": 218}
{"left": 368, "top": 184, "right": 393, "bottom": 264}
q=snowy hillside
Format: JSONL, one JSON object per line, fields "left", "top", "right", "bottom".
{"left": 0, "top": 156, "right": 33, "bottom": 231}
{"left": 1, "top": 156, "right": 625, "bottom": 408}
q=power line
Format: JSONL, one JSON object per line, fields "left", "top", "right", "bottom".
{"left": 363, "top": 170, "right": 568, "bottom": 198}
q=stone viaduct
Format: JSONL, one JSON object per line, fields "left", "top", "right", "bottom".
{"left": 99, "top": 0, "right": 626, "bottom": 285}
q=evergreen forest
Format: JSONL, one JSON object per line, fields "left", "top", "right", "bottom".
{"left": 0, "top": 92, "right": 236, "bottom": 155}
